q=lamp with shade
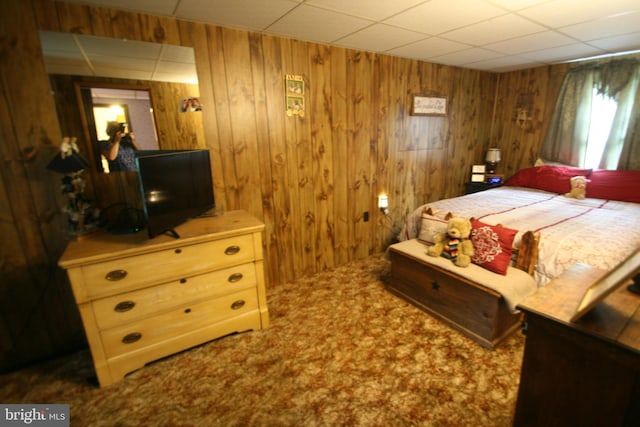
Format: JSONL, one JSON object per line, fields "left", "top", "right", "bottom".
{"left": 378, "top": 194, "right": 389, "bottom": 215}
{"left": 485, "top": 148, "right": 501, "bottom": 174}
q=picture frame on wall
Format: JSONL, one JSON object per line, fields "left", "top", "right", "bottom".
{"left": 285, "top": 74, "right": 305, "bottom": 117}
{"left": 411, "top": 95, "right": 448, "bottom": 116}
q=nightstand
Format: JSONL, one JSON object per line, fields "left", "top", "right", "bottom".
{"left": 465, "top": 181, "right": 501, "bottom": 194}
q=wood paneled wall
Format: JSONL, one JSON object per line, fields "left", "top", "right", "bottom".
{"left": 34, "top": 1, "right": 502, "bottom": 286}
{"left": 0, "top": 0, "right": 582, "bottom": 371}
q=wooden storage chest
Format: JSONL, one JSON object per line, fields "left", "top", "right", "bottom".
{"left": 386, "top": 232, "right": 538, "bottom": 349}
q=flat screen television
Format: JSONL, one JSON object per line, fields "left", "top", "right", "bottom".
{"left": 135, "top": 149, "right": 215, "bottom": 238}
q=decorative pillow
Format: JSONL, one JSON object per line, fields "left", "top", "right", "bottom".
{"left": 470, "top": 219, "right": 517, "bottom": 275}
{"left": 505, "top": 166, "right": 592, "bottom": 194}
{"left": 586, "top": 170, "right": 640, "bottom": 203}
{"left": 418, "top": 213, "right": 447, "bottom": 245}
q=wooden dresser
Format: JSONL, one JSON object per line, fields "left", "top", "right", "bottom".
{"left": 514, "top": 264, "right": 640, "bottom": 426}
{"left": 59, "top": 210, "right": 269, "bottom": 387}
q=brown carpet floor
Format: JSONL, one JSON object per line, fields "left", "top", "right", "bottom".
{"left": 0, "top": 254, "right": 525, "bottom": 426}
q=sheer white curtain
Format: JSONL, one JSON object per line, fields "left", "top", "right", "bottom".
{"left": 541, "top": 59, "right": 640, "bottom": 170}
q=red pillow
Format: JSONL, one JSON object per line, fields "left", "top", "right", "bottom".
{"left": 586, "top": 170, "right": 640, "bottom": 203}
{"left": 470, "top": 219, "right": 517, "bottom": 275}
{"left": 506, "top": 166, "right": 592, "bottom": 194}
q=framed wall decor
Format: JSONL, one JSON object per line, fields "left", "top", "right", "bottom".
{"left": 285, "top": 74, "right": 305, "bottom": 117}
{"left": 411, "top": 95, "right": 448, "bottom": 116}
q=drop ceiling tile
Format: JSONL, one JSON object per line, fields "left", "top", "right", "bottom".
{"left": 44, "top": 62, "right": 94, "bottom": 77}
{"left": 559, "top": 11, "right": 640, "bottom": 42}
{"left": 82, "top": 36, "right": 163, "bottom": 61}
{"left": 468, "top": 55, "right": 544, "bottom": 72}
{"left": 386, "top": 37, "right": 470, "bottom": 60}
{"left": 175, "top": 0, "right": 301, "bottom": 30}
{"left": 266, "top": 5, "right": 373, "bottom": 43}
{"left": 384, "top": 0, "right": 506, "bottom": 35}
{"left": 520, "top": 43, "right": 606, "bottom": 62}
{"left": 485, "top": 0, "right": 552, "bottom": 12}
{"left": 91, "top": 56, "right": 158, "bottom": 74}
{"left": 153, "top": 72, "right": 197, "bottom": 84}
{"left": 518, "top": 0, "right": 640, "bottom": 28}
{"left": 588, "top": 31, "right": 640, "bottom": 52}
{"left": 159, "top": 44, "right": 196, "bottom": 63}
{"left": 430, "top": 47, "right": 504, "bottom": 66}
{"left": 335, "top": 24, "right": 427, "bottom": 52}
{"left": 443, "top": 13, "right": 546, "bottom": 46}
{"left": 484, "top": 30, "right": 576, "bottom": 55}
{"left": 305, "top": 0, "right": 425, "bottom": 21}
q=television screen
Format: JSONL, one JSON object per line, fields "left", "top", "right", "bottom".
{"left": 135, "top": 149, "right": 215, "bottom": 238}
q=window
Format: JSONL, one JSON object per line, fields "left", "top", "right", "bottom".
{"left": 541, "top": 59, "right": 640, "bottom": 170}
{"left": 584, "top": 89, "right": 617, "bottom": 169}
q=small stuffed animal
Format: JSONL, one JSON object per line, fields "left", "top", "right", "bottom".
{"left": 565, "top": 175, "right": 588, "bottom": 200}
{"left": 427, "top": 217, "right": 474, "bottom": 267}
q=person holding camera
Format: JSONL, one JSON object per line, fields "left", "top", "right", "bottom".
{"left": 100, "top": 121, "right": 140, "bottom": 172}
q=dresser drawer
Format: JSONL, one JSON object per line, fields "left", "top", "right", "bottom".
{"left": 80, "top": 234, "right": 255, "bottom": 299}
{"left": 92, "top": 263, "right": 257, "bottom": 330}
{"left": 101, "top": 287, "right": 258, "bottom": 359}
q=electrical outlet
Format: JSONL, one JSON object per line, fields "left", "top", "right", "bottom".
{"left": 364, "top": 211, "right": 369, "bottom": 222}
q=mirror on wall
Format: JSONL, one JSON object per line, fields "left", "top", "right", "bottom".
{"left": 38, "top": 31, "right": 201, "bottom": 173}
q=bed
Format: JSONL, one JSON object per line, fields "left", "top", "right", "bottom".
{"left": 387, "top": 166, "right": 640, "bottom": 348}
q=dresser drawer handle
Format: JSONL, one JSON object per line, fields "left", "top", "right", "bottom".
{"left": 228, "top": 273, "right": 243, "bottom": 283}
{"left": 122, "top": 332, "right": 142, "bottom": 344}
{"left": 432, "top": 281, "right": 440, "bottom": 290}
{"left": 231, "top": 300, "right": 246, "bottom": 310}
{"left": 105, "top": 270, "right": 128, "bottom": 281}
{"left": 114, "top": 301, "right": 136, "bottom": 312}
{"left": 175, "top": 249, "right": 182, "bottom": 254}
{"left": 225, "top": 245, "right": 241, "bottom": 255}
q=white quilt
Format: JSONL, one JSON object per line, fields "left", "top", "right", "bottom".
{"left": 399, "top": 186, "right": 640, "bottom": 286}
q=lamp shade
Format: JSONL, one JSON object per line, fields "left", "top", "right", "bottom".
{"left": 47, "top": 152, "right": 89, "bottom": 174}
{"left": 485, "top": 148, "right": 501, "bottom": 163}
{"left": 378, "top": 194, "right": 389, "bottom": 209}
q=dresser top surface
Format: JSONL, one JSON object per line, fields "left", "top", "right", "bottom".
{"left": 59, "top": 210, "right": 264, "bottom": 268}
{"left": 518, "top": 263, "right": 640, "bottom": 353}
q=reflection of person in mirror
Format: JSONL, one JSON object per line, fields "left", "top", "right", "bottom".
{"left": 180, "top": 97, "right": 202, "bottom": 112}
{"left": 100, "top": 121, "right": 140, "bottom": 172}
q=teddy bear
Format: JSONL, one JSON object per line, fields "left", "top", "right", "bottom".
{"left": 427, "top": 217, "right": 474, "bottom": 267}
{"left": 565, "top": 175, "right": 588, "bottom": 199}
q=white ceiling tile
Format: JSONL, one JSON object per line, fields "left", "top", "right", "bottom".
{"left": 384, "top": 0, "right": 506, "bottom": 35}
{"left": 42, "top": 1, "right": 640, "bottom": 73}
{"left": 159, "top": 44, "right": 196, "bottom": 63}
{"left": 386, "top": 37, "right": 471, "bottom": 60}
{"left": 430, "top": 48, "right": 504, "bottom": 66}
{"left": 335, "top": 24, "right": 427, "bottom": 52}
{"left": 45, "top": 62, "right": 94, "bottom": 76}
{"left": 266, "top": 5, "right": 373, "bottom": 43}
{"left": 520, "top": 43, "right": 606, "bottom": 62}
{"left": 559, "top": 11, "right": 640, "bottom": 42}
{"left": 466, "top": 55, "right": 545, "bottom": 72}
{"left": 443, "top": 14, "right": 546, "bottom": 46}
{"left": 588, "top": 32, "right": 640, "bottom": 52}
{"left": 175, "top": 0, "right": 301, "bottom": 30}
{"left": 486, "top": 0, "right": 553, "bottom": 12}
{"left": 484, "top": 30, "right": 576, "bottom": 55}
{"left": 81, "top": 36, "right": 163, "bottom": 60}
{"left": 518, "top": 0, "right": 640, "bottom": 28}
{"left": 305, "top": 0, "right": 425, "bottom": 21}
